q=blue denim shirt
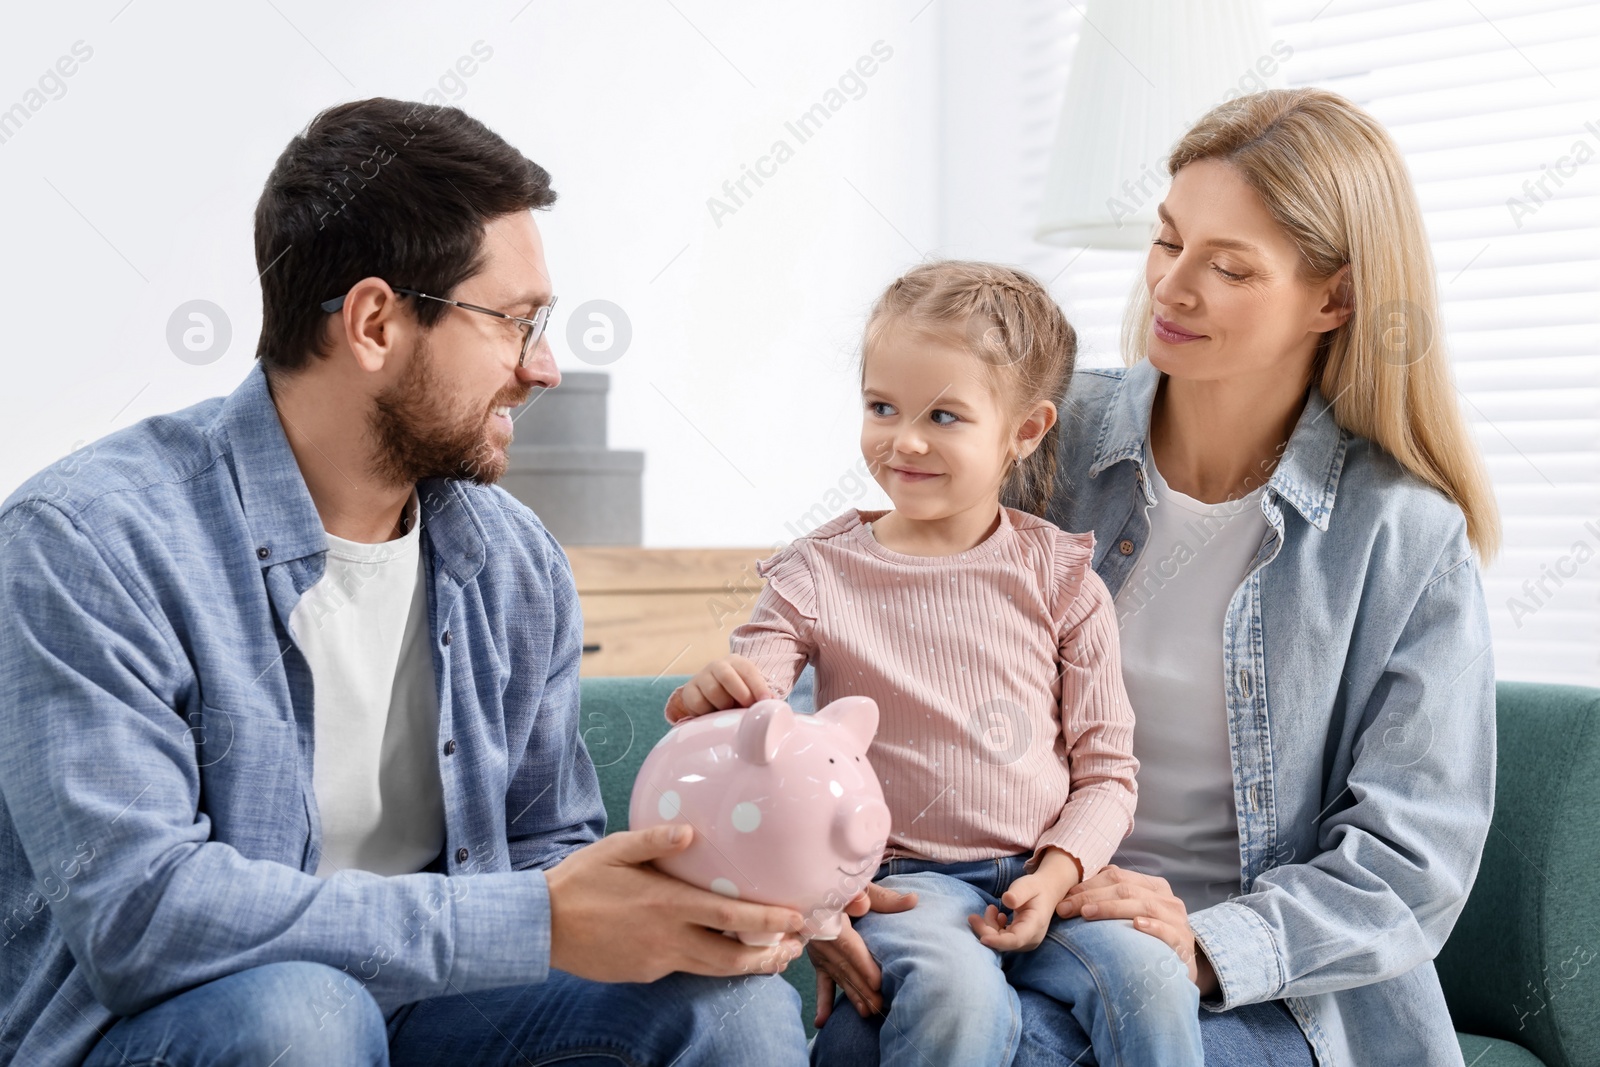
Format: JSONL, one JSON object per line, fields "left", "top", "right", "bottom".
{"left": 0, "top": 364, "right": 605, "bottom": 1066}
{"left": 1041, "top": 360, "right": 1494, "bottom": 1067}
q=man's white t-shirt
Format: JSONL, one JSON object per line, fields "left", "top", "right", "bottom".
{"left": 288, "top": 490, "right": 446, "bottom": 877}
{"left": 1111, "top": 446, "right": 1269, "bottom": 913}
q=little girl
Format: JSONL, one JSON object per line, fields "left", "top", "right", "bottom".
{"left": 663, "top": 261, "right": 1203, "bottom": 1067}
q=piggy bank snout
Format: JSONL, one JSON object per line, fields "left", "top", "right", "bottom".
{"left": 835, "top": 799, "right": 891, "bottom": 859}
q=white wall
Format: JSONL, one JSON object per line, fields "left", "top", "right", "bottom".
{"left": 937, "top": 0, "right": 1145, "bottom": 371}
{"left": 0, "top": 0, "right": 943, "bottom": 548}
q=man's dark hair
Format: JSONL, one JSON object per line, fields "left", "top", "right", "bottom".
{"left": 253, "top": 97, "right": 556, "bottom": 376}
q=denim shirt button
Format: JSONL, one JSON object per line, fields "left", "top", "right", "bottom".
{"left": 444, "top": 738, "right": 456, "bottom": 756}
{"left": 256, "top": 546, "right": 270, "bottom": 560}
{"left": 1118, "top": 539, "right": 1135, "bottom": 556}
{"left": 441, "top": 630, "right": 452, "bottom": 647}
{"left": 455, "top": 847, "right": 468, "bottom": 864}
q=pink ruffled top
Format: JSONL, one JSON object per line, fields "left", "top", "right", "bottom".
{"left": 721, "top": 506, "right": 1139, "bottom": 875}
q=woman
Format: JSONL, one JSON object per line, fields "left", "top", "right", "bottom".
{"left": 811, "top": 87, "right": 1498, "bottom": 1067}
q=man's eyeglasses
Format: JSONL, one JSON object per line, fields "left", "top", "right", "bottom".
{"left": 319, "top": 287, "right": 558, "bottom": 368}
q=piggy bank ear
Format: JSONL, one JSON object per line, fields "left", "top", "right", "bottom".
{"left": 816, "top": 696, "right": 878, "bottom": 753}
{"left": 735, "top": 699, "right": 796, "bottom": 765}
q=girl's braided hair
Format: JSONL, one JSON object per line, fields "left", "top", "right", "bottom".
{"left": 860, "top": 260, "right": 1077, "bottom": 517}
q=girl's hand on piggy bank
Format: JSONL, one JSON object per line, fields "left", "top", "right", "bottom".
{"left": 662, "top": 655, "right": 774, "bottom": 723}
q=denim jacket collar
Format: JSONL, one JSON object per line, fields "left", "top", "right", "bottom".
{"left": 218, "top": 362, "right": 486, "bottom": 583}
{"left": 1087, "top": 358, "right": 1350, "bottom": 532}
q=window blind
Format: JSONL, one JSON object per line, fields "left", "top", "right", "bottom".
{"left": 995, "top": 0, "right": 1600, "bottom": 686}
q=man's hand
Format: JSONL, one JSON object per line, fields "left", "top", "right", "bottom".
{"left": 808, "top": 882, "right": 917, "bottom": 1027}
{"left": 969, "top": 847, "right": 1082, "bottom": 953}
{"left": 546, "top": 823, "right": 806, "bottom": 983}
{"left": 1056, "top": 863, "right": 1219, "bottom": 996}
{"left": 662, "top": 654, "right": 773, "bottom": 723}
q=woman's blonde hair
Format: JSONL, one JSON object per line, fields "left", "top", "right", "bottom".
{"left": 861, "top": 260, "right": 1077, "bottom": 517}
{"left": 1122, "top": 87, "right": 1500, "bottom": 560}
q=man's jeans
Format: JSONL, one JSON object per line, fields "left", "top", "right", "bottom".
{"left": 811, "top": 854, "right": 1203, "bottom": 1067}
{"left": 82, "top": 959, "right": 809, "bottom": 1066}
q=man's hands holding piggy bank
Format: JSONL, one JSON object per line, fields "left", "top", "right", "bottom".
{"left": 660, "top": 657, "right": 908, "bottom": 1027}
{"left": 635, "top": 676, "right": 892, "bottom": 940}
{"left": 545, "top": 822, "right": 807, "bottom": 982}
{"left": 534, "top": 655, "right": 823, "bottom": 986}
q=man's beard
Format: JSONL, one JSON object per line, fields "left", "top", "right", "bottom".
{"left": 367, "top": 335, "right": 525, "bottom": 488}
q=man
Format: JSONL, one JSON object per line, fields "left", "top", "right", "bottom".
{"left": 0, "top": 97, "right": 809, "bottom": 1067}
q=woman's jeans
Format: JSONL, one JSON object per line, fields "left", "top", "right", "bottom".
{"left": 82, "top": 959, "right": 809, "bottom": 1066}
{"left": 811, "top": 853, "right": 1204, "bottom": 1067}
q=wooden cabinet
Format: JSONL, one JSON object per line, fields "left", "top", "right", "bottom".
{"left": 564, "top": 546, "right": 776, "bottom": 678}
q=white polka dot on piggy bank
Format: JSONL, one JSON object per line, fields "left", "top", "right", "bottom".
{"left": 628, "top": 695, "right": 891, "bottom": 945}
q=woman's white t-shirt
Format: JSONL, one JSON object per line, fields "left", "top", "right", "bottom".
{"left": 1111, "top": 446, "right": 1269, "bottom": 913}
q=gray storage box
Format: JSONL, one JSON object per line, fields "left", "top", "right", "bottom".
{"left": 513, "top": 371, "right": 610, "bottom": 448}
{"left": 501, "top": 372, "right": 644, "bottom": 545}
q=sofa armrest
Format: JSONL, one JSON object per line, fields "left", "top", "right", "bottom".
{"left": 1437, "top": 681, "right": 1600, "bottom": 1067}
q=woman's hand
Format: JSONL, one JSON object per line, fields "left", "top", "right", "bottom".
{"left": 808, "top": 882, "right": 917, "bottom": 1027}
{"left": 1056, "top": 864, "right": 1219, "bottom": 996}
{"left": 662, "top": 654, "right": 773, "bottom": 722}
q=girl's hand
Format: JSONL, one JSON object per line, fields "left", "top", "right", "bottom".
{"left": 662, "top": 654, "right": 774, "bottom": 723}
{"left": 809, "top": 883, "right": 918, "bottom": 1026}
{"left": 969, "top": 848, "right": 1082, "bottom": 953}
{"left": 1056, "top": 864, "right": 1220, "bottom": 995}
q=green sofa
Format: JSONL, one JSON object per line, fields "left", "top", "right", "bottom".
{"left": 582, "top": 676, "right": 1600, "bottom": 1065}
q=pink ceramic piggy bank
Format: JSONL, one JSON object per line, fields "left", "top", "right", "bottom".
{"left": 629, "top": 695, "right": 891, "bottom": 945}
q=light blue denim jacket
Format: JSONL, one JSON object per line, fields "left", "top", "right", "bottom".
{"left": 1040, "top": 360, "right": 1495, "bottom": 1067}
{"left": 0, "top": 364, "right": 605, "bottom": 1066}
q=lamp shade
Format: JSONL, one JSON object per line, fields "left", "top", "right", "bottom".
{"left": 1035, "top": 0, "right": 1282, "bottom": 249}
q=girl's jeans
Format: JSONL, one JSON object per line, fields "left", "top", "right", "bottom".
{"left": 812, "top": 853, "right": 1203, "bottom": 1067}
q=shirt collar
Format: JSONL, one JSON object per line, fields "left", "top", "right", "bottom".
{"left": 1089, "top": 358, "right": 1349, "bottom": 532}
{"left": 1088, "top": 359, "right": 1163, "bottom": 479}
{"left": 219, "top": 363, "right": 328, "bottom": 568}
{"left": 218, "top": 362, "right": 487, "bottom": 580}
